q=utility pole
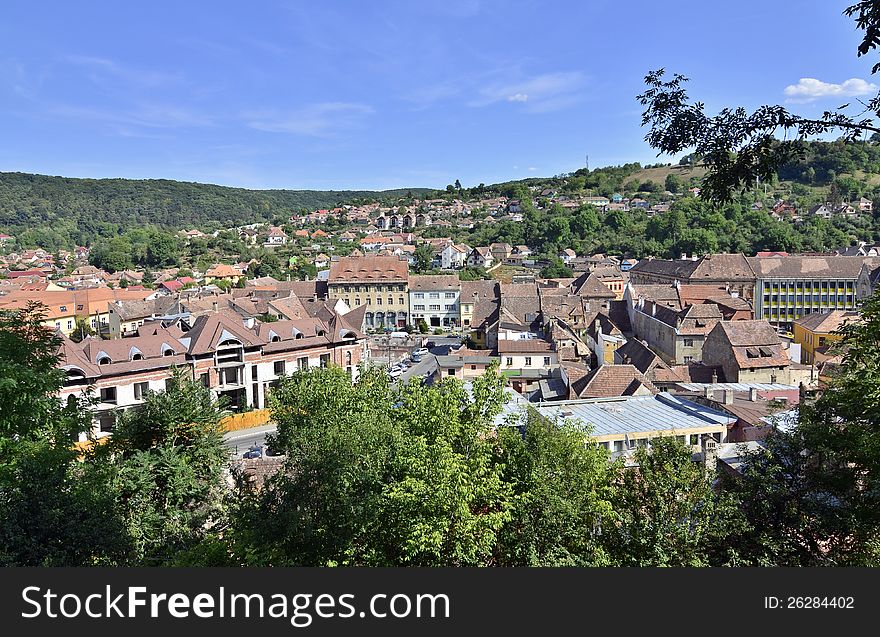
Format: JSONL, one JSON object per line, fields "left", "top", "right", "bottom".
{"left": 585, "top": 154, "right": 589, "bottom": 171}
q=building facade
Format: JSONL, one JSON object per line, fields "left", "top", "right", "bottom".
{"left": 327, "top": 255, "right": 410, "bottom": 329}
{"left": 408, "top": 274, "right": 461, "bottom": 328}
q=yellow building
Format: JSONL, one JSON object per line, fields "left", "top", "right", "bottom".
{"left": 793, "top": 310, "right": 859, "bottom": 365}
{"left": 328, "top": 255, "right": 409, "bottom": 329}
{"left": 0, "top": 287, "right": 153, "bottom": 336}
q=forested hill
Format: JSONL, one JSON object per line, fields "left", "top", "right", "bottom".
{"left": 0, "top": 171, "right": 432, "bottom": 236}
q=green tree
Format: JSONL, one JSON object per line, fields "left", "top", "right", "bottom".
{"left": 665, "top": 173, "right": 683, "bottom": 193}
{"left": 94, "top": 368, "right": 230, "bottom": 566}
{"left": 602, "top": 437, "right": 743, "bottom": 566}
{"left": 494, "top": 414, "right": 614, "bottom": 566}
{"left": 637, "top": 3, "right": 880, "bottom": 201}
{"left": 539, "top": 257, "right": 573, "bottom": 278}
{"left": 725, "top": 294, "right": 880, "bottom": 565}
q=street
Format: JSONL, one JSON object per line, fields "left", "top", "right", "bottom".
{"left": 223, "top": 423, "right": 277, "bottom": 458}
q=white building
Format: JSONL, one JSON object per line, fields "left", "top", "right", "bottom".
{"left": 409, "top": 274, "right": 461, "bottom": 328}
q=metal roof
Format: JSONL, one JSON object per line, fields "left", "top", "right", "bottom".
{"left": 677, "top": 382, "right": 797, "bottom": 392}
{"left": 533, "top": 392, "right": 734, "bottom": 437}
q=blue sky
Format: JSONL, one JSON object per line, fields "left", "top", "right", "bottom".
{"left": 1, "top": 0, "right": 877, "bottom": 190}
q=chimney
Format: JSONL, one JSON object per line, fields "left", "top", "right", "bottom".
{"left": 212, "top": 301, "right": 218, "bottom": 313}
{"left": 711, "top": 370, "right": 718, "bottom": 384}
{"left": 704, "top": 386, "right": 714, "bottom": 400}
{"left": 701, "top": 436, "right": 718, "bottom": 474}
{"left": 722, "top": 389, "right": 733, "bottom": 405}
{"left": 680, "top": 253, "right": 687, "bottom": 260}
{"left": 749, "top": 387, "right": 758, "bottom": 402}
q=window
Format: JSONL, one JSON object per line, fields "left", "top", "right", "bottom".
{"left": 414, "top": 305, "right": 425, "bottom": 311}
{"left": 274, "top": 360, "right": 285, "bottom": 375}
{"left": 67, "top": 320, "right": 73, "bottom": 330}
{"left": 689, "top": 434, "right": 699, "bottom": 445}
{"left": 525, "top": 356, "right": 532, "bottom": 366}
{"left": 429, "top": 304, "right": 440, "bottom": 311}
{"left": 60, "top": 305, "right": 67, "bottom": 312}
{"left": 683, "top": 356, "right": 694, "bottom": 363}
{"left": 471, "top": 364, "right": 477, "bottom": 370}
{"left": 414, "top": 293, "right": 425, "bottom": 299}
{"left": 354, "top": 298, "right": 360, "bottom": 306}
{"left": 506, "top": 357, "right": 513, "bottom": 366}
{"left": 320, "top": 354, "right": 330, "bottom": 368}
{"left": 298, "top": 357, "right": 309, "bottom": 370}
{"left": 429, "top": 292, "right": 440, "bottom": 299}
{"left": 445, "top": 304, "right": 455, "bottom": 311}
{"left": 543, "top": 356, "right": 551, "bottom": 366}
{"left": 200, "top": 372, "right": 210, "bottom": 388}
{"left": 376, "top": 298, "right": 382, "bottom": 305}
{"left": 388, "top": 297, "right": 394, "bottom": 305}
{"left": 683, "top": 338, "right": 694, "bottom": 347}
{"left": 99, "top": 386, "right": 117, "bottom": 404}
{"left": 133, "top": 382, "right": 149, "bottom": 400}
{"left": 251, "top": 365, "right": 259, "bottom": 380}
{"left": 447, "top": 368, "right": 455, "bottom": 376}
{"left": 398, "top": 285, "right": 405, "bottom": 292}
{"left": 398, "top": 297, "right": 404, "bottom": 305}
{"left": 445, "top": 292, "right": 455, "bottom": 298}
{"left": 366, "top": 298, "right": 372, "bottom": 305}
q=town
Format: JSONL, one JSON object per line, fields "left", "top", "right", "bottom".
{"left": 2, "top": 176, "right": 878, "bottom": 479}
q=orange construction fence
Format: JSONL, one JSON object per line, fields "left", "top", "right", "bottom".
{"left": 220, "top": 408, "right": 272, "bottom": 432}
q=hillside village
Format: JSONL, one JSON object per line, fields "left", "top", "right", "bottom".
{"left": 3, "top": 169, "right": 879, "bottom": 471}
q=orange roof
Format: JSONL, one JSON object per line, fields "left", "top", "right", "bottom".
{"left": 0, "top": 287, "right": 152, "bottom": 320}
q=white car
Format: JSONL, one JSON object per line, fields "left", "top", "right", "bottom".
{"left": 388, "top": 365, "right": 403, "bottom": 379}
{"left": 412, "top": 347, "right": 430, "bottom": 358}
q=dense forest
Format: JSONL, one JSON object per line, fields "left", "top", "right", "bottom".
{"left": 0, "top": 171, "right": 431, "bottom": 248}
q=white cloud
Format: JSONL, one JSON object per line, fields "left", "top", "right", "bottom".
{"left": 245, "top": 103, "right": 373, "bottom": 137}
{"left": 784, "top": 77, "right": 878, "bottom": 103}
{"left": 469, "top": 71, "right": 585, "bottom": 112}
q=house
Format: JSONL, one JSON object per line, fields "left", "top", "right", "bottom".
{"left": 409, "top": 274, "right": 461, "bottom": 329}
{"left": 0, "top": 233, "right": 13, "bottom": 246}
{"left": 327, "top": 255, "right": 409, "bottom": 329}
{"left": 859, "top": 197, "right": 873, "bottom": 213}
{"left": 107, "top": 296, "right": 182, "bottom": 338}
{"left": 569, "top": 364, "right": 657, "bottom": 399}
{"left": 434, "top": 349, "right": 498, "bottom": 381}
{"left": 807, "top": 204, "right": 834, "bottom": 219}
{"left": 702, "top": 320, "right": 791, "bottom": 384}
{"left": 460, "top": 280, "right": 499, "bottom": 344}
{"left": 513, "top": 245, "right": 532, "bottom": 257}
{"left": 792, "top": 310, "right": 859, "bottom": 365}
{"left": 498, "top": 338, "right": 559, "bottom": 395}
{"left": 559, "top": 248, "right": 577, "bottom": 264}
{"left": 437, "top": 243, "right": 470, "bottom": 270}
{"left": 239, "top": 228, "right": 259, "bottom": 245}
{"left": 263, "top": 226, "right": 287, "bottom": 248}
{"left": 57, "top": 309, "right": 365, "bottom": 439}
{"left": 314, "top": 253, "right": 331, "bottom": 269}
{"left": 532, "top": 393, "right": 733, "bottom": 459}
{"left": 467, "top": 246, "right": 494, "bottom": 268}
{"left": 629, "top": 253, "right": 756, "bottom": 301}
{"left": 0, "top": 287, "right": 154, "bottom": 336}
{"left": 204, "top": 263, "right": 244, "bottom": 285}
{"left": 489, "top": 242, "right": 513, "bottom": 263}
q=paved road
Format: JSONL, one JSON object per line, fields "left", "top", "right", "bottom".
{"left": 224, "top": 423, "right": 278, "bottom": 458}
{"left": 399, "top": 353, "right": 437, "bottom": 385}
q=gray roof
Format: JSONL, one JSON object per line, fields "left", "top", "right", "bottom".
{"left": 533, "top": 392, "right": 734, "bottom": 437}
{"left": 747, "top": 255, "right": 869, "bottom": 279}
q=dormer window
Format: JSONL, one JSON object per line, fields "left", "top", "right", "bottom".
{"left": 97, "top": 356, "right": 111, "bottom": 365}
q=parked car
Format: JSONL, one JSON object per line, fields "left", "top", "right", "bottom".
{"left": 243, "top": 445, "right": 263, "bottom": 459}
{"left": 413, "top": 347, "right": 430, "bottom": 358}
{"left": 265, "top": 444, "right": 283, "bottom": 457}
{"left": 388, "top": 365, "right": 403, "bottom": 379}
